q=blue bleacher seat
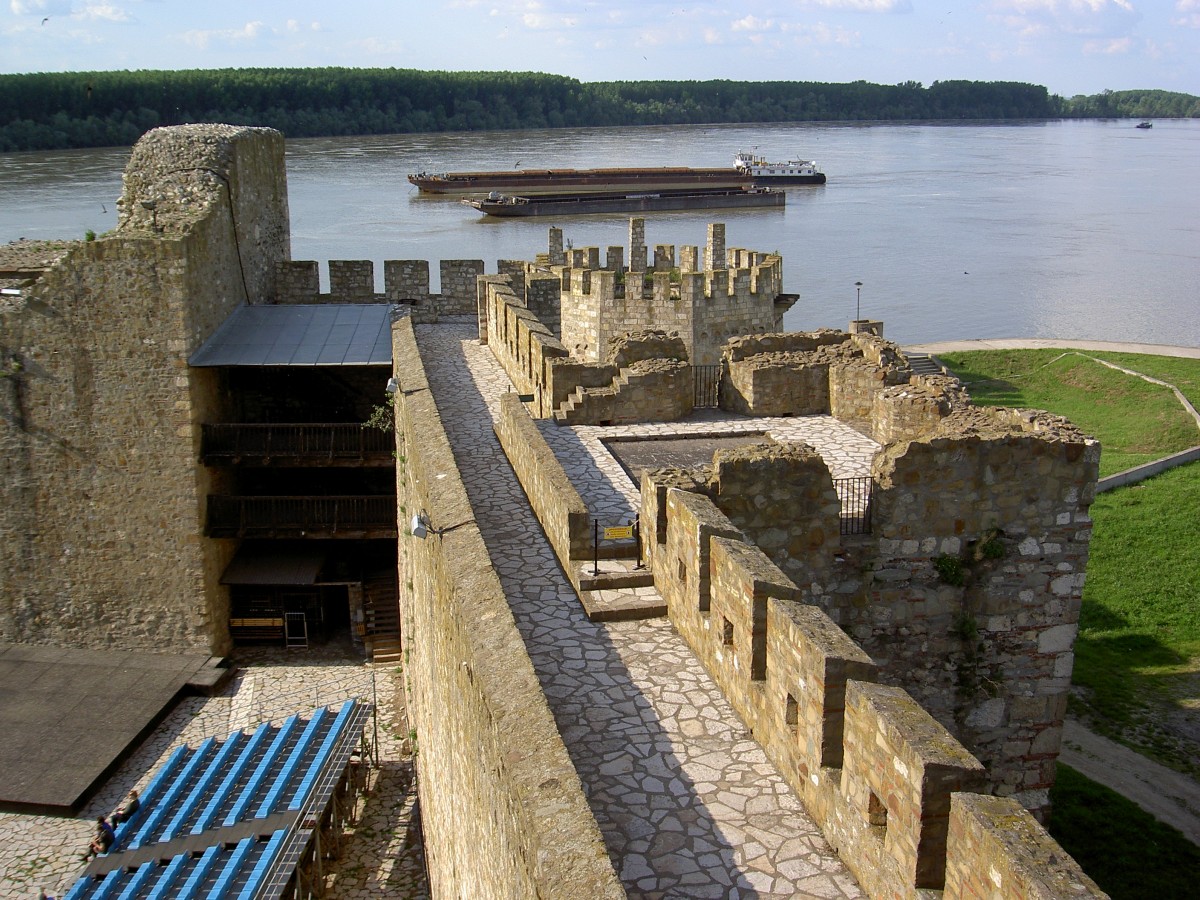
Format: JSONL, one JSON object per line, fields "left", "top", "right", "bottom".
{"left": 128, "top": 737, "right": 218, "bottom": 850}
{"left": 289, "top": 700, "right": 357, "bottom": 811}
{"left": 190, "top": 721, "right": 273, "bottom": 835}
{"left": 237, "top": 829, "right": 290, "bottom": 900}
{"left": 205, "top": 836, "right": 256, "bottom": 899}
{"left": 222, "top": 714, "right": 300, "bottom": 827}
{"left": 254, "top": 706, "right": 329, "bottom": 818}
{"left": 161, "top": 731, "right": 246, "bottom": 841}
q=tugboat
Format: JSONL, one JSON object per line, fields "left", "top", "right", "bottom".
{"left": 733, "top": 151, "right": 827, "bottom": 185}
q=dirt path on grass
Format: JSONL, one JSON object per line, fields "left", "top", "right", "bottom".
{"left": 1060, "top": 719, "right": 1200, "bottom": 846}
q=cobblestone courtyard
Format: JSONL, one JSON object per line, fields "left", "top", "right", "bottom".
{"left": 0, "top": 644, "right": 428, "bottom": 900}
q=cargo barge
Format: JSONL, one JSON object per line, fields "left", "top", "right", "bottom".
{"left": 464, "top": 187, "right": 785, "bottom": 218}
{"left": 409, "top": 166, "right": 753, "bottom": 196}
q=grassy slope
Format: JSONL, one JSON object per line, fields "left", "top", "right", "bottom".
{"left": 941, "top": 350, "right": 1200, "bottom": 894}
{"left": 1048, "top": 764, "right": 1200, "bottom": 900}
{"left": 938, "top": 349, "right": 1200, "bottom": 476}
{"left": 940, "top": 349, "right": 1200, "bottom": 772}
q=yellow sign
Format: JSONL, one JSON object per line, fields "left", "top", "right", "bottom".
{"left": 603, "top": 525, "right": 634, "bottom": 540}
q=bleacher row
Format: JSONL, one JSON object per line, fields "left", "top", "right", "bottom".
{"left": 64, "top": 698, "right": 372, "bottom": 900}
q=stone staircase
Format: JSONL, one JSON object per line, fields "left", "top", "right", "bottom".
{"left": 574, "top": 555, "right": 663, "bottom": 622}
{"left": 554, "top": 368, "right": 632, "bottom": 424}
{"left": 905, "top": 352, "right": 945, "bottom": 377}
{"left": 363, "top": 568, "right": 403, "bottom": 663}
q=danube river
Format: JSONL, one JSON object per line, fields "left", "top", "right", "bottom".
{"left": 2, "top": 119, "right": 1197, "bottom": 346}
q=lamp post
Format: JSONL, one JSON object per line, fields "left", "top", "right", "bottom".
{"left": 854, "top": 281, "right": 863, "bottom": 322}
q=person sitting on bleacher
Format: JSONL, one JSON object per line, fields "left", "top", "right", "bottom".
{"left": 112, "top": 789, "right": 140, "bottom": 824}
{"left": 81, "top": 816, "right": 115, "bottom": 862}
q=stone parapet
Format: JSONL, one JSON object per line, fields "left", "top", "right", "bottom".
{"left": 556, "top": 358, "right": 692, "bottom": 426}
{"left": 944, "top": 793, "right": 1108, "bottom": 899}
{"left": 393, "top": 318, "right": 621, "bottom": 899}
{"left": 494, "top": 392, "right": 592, "bottom": 567}
{"left": 647, "top": 471, "right": 1102, "bottom": 899}
{"left": 841, "top": 681, "right": 988, "bottom": 891}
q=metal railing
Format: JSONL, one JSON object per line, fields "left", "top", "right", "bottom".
{"left": 693, "top": 365, "right": 722, "bottom": 408}
{"left": 835, "top": 476, "right": 874, "bottom": 535}
{"left": 201, "top": 423, "right": 394, "bottom": 462}
{"left": 206, "top": 495, "right": 398, "bottom": 538}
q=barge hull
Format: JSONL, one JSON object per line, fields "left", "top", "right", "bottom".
{"left": 467, "top": 189, "right": 785, "bottom": 218}
{"left": 410, "top": 166, "right": 753, "bottom": 196}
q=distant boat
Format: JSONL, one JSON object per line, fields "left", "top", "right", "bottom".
{"left": 733, "top": 151, "right": 827, "bottom": 185}
{"left": 1136, "top": 121, "right": 1153, "bottom": 129}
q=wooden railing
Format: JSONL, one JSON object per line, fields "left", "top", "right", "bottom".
{"left": 201, "top": 423, "right": 394, "bottom": 463}
{"left": 206, "top": 495, "right": 398, "bottom": 538}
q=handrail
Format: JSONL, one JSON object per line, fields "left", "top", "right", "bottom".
{"left": 201, "top": 423, "right": 393, "bottom": 458}
{"left": 206, "top": 495, "right": 397, "bottom": 536}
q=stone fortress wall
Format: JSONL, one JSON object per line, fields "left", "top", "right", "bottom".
{"left": 0, "top": 124, "right": 289, "bottom": 654}
{"left": 482, "top": 224, "right": 1103, "bottom": 896}
{"left": 0, "top": 125, "right": 1107, "bottom": 899}
{"left": 390, "top": 318, "right": 623, "bottom": 899}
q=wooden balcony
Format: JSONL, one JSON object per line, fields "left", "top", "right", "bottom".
{"left": 201, "top": 423, "right": 395, "bottom": 467}
{"left": 206, "top": 495, "right": 398, "bottom": 539}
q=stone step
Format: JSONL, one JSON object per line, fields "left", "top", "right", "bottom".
{"left": 577, "top": 558, "right": 654, "bottom": 592}
{"left": 906, "top": 353, "right": 945, "bottom": 375}
{"left": 368, "top": 638, "right": 404, "bottom": 664}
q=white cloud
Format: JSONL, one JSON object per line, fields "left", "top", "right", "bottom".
{"left": 1083, "top": 36, "right": 1132, "bottom": 53}
{"left": 732, "top": 15, "right": 775, "bottom": 33}
{"left": 988, "top": 0, "right": 1139, "bottom": 38}
{"left": 10, "top": 0, "right": 71, "bottom": 15}
{"left": 181, "top": 21, "right": 265, "bottom": 50}
{"left": 802, "top": 0, "right": 910, "bottom": 9}
{"left": 1174, "top": 0, "right": 1200, "bottom": 26}
{"left": 81, "top": 3, "right": 129, "bottom": 22}
{"left": 990, "top": 0, "right": 1133, "bottom": 15}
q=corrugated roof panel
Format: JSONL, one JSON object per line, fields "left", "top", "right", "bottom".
{"left": 189, "top": 304, "right": 396, "bottom": 367}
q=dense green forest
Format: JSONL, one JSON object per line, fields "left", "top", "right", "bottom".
{"left": 0, "top": 68, "right": 1195, "bottom": 152}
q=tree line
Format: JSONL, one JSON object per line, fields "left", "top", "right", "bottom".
{"left": 0, "top": 68, "right": 1195, "bottom": 153}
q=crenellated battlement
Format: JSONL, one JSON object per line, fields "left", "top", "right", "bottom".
{"left": 553, "top": 220, "right": 795, "bottom": 366}
{"left": 273, "top": 257, "right": 483, "bottom": 318}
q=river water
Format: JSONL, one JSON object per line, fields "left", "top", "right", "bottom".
{"left": 2, "top": 120, "right": 1197, "bottom": 346}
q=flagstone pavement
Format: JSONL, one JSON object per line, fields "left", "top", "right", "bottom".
{"left": 417, "top": 320, "right": 866, "bottom": 899}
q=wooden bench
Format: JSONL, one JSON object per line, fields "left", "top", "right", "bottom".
{"left": 229, "top": 617, "right": 285, "bottom": 644}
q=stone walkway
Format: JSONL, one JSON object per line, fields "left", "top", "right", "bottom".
{"left": 0, "top": 643, "right": 428, "bottom": 900}
{"left": 419, "top": 321, "right": 863, "bottom": 899}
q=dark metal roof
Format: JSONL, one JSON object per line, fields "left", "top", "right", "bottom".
{"left": 219, "top": 545, "right": 327, "bottom": 586}
{"left": 189, "top": 304, "right": 396, "bottom": 367}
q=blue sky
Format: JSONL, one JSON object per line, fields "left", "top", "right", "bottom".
{"left": 3, "top": 1, "right": 1198, "bottom": 97}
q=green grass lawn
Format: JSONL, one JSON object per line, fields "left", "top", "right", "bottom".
{"left": 1048, "top": 764, "right": 1200, "bottom": 900}
{"left": 940, "top": 349, "right": 1200, "bottom": 773}
{"left": 938, "top": 349, "right": 1200, "bottom": 477}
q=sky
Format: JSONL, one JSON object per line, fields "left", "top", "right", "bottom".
{"left": 2, "top": 1, "right": 1198, "bottom": 98}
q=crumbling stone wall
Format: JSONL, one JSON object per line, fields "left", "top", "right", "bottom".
{"left": 722, "top": 330, "right": 914, "bottom": 423}
{"left": 640, "top": 394, "right": 1097, "bottom": 820}
{"left": 0, "top": 124, "right": 288, "bottom": 653}
{"left": 392, "top": 318, "right": 621, "bottom": 900}
{"left": 643, "top": 448, "right": 1105, "bottom": 898}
